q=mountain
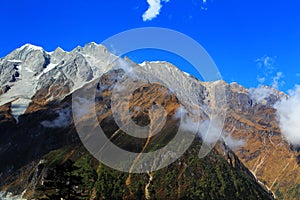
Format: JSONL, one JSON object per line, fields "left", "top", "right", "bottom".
{"left": 0, "top": 43, "right": 297, "bottom": 199}
{"left": 222, "top": 83, "right": 300, "bottom": 199}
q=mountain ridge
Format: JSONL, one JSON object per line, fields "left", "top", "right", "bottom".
{"left": 0, "top": 43, "right": 299, "bottom": 199}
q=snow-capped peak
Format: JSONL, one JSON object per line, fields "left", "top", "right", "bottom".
{"left": 19, "top": 43, "right": 44, "bottom": 52}
{"left": 140, "top": 60, "right": 168, "bottom": 66}
{"left": 0, "top": 42, "right": 118, "bottom": 122}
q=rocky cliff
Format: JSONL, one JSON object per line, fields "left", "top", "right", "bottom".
{"left": 0, "top": 43, "right": 297, "bottom": 199}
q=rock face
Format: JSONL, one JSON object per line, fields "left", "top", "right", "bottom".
{"left": 0, "top": 43, "right": 116, "bottom": 121}
{"left": 0, "top": 68, "right": 272, "bottom": 200}
{"left": 222, "top": 83, "right": 300, "bottom": 200}
{"left": 0, "top": 43, "right": 297, "bottom": 199}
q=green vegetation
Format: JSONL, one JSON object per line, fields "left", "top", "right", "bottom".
{"left": 32, "top": 138, "right": 272, "bottom": 200}
{"left": 94, "top": 164, "right": 126, "bottom": 199}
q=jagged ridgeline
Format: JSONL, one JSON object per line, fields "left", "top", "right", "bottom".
{"left": 0, "top": 43, "right": 297, "bottom": 199}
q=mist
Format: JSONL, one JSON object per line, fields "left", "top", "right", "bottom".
{"left": 222, "top": 134, "right": 245, "bottom": 149}
{"left": 274, "top": 85, "right": 300, "bottom": 146}
{"left": 249, "top": 86, "right": 273, "bottom": 103}
{"left": 175, "top": 107, "right": 244, "bottom": 148}
{"left": 41, "top": 108, "right": 71, "bottom": 128}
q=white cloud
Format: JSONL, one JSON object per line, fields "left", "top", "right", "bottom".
{"left": 254, "top": 55, "right": 285, "bottom": 90}
{"left": 256, "top": 55, "right": 276, "bottom": 72}
{"left": 72, "top": 97, "right": 94, "bottom": 119}
{"left": 255, "top": 56, "right": 276, "bottom": 79}
{"left": 272, "top": 71, "right": 285, "bottom": 89}
{"left": 142, "top": 0, "right": 170, "bottom": 21}
{"left": 249, "top": 86, "right": 274, "bottom": 103}
{"left": 174, "top": 107, "right": 223, "bottom": 145}
{"left": 257, "top": 76, "right": 266, "bottom": 84}
{"left": 249, "top": 72, "right": 283, "bottom": 105}
{"left": 274, "top": 85, "right": 300, "bottom": 146}
{"left": 271, "top": 72, "right": 285, "bottom": 90}
{"left": 250, "top": 72, "right": 284, "bottom": 103}
{"left": 174, "top": 107, "right": 199, "bottom": 134}
{"left": 264, "top": 57, "right": 275, "bottom": 69}
{"left": 222, "top": 134, "right": 245, "bottom": 149}
{"left": 198, "top": 119, "right": 223, "bottom": 145}
{"left": 201, "top": 0, "right": 208, "bottom": 10}
{"left": 114, "top": 58, "right": 133, "bottom": 73}
{"left": 272, "top": 72, "right": 285, "bottom": 89}
{"left": 174, "top": 107, "right": 245, "bottom": 150}
{"left": 41, "top": 108, "right": 71, "bottom": 128}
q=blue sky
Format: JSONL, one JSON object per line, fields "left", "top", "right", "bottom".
{"left": 0, "top": 0, "right": 299, "bottom": 92}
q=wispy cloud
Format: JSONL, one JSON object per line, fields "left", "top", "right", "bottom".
{"left": 222, "top": 134, "right": 245, "bottom": 149}
{"left": 256, "top": 55, "right": 276, "bottom": 73}
{"left": 250, "top": 56, "right": 285, "bottom": 102}
{"left": 254, "top": 56, "right": 300, "bottom": 146}
{"left": 174, "top": 107, "right": 221, "bottom": 144}
{"left": 249, "top": 71, "right": 284, "bottom": 103}
{"left": 201, "top": 0, "right": 208, "bottom": 11}
{"left": 72, "top": 97, "right": 94, "bottom": 119}
{"left": 142, "top": 0, "right": 170, "bottom": 21}
{"left": 255, "top": 55, "right": 278, "bottom": 83}
{"left": 41, "top": 108, "right": 71, "bottom": 128}
{"left": 198, "top": 119, "right": 224, "bottom": 145}
{"left": 257, "top": 76, "right": 266, "bottom": 84}
{"left": 274, "top": 85, "right": 300, "bottom": 146}
{"left": 249, "top": 86, "right": 274, "bottom": 103}
{"left": 272, "top": 71, "right": 285, "bottom": 89}
{"left": 174, "top": 107, "right": 243, "bottom": 149}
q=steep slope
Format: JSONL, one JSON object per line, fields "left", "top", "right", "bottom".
{"left": 0, "top": 43, "right": 295, "bottom": 199}
{"left": 0, "top": 42, "right": 116, "bottom": 122}
{"left": 221, "top": 83, "right": 300, "bottom": 200}
{"left": 0, "top": 66, "right": 273, "bottom": 199}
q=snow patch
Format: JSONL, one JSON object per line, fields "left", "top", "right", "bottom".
{"left": 0, "top": 64, "right": 37, "bottom": 122}
{"left": 43, "top": 63, "right": 57, "bottom": 74}
{"left": 183, "top": 72, "right": 191, "bottom": 77}
{"left": 7, "top": 59, "right": 22, "bottom": 63}
{"left": 140, "top": 61, "right": 147, "bottom": 67}
{"left": 20, "top": 44, "right": 43, "bottom": 51}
